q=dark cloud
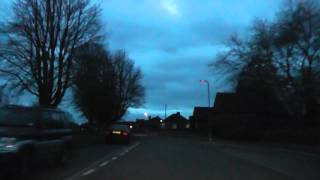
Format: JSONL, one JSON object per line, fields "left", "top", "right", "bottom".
{"left": 0, "top": 0, "right": 284, "bottom": 122}
{"left": 99, "top": 0, "right": 284, "bottom": 120}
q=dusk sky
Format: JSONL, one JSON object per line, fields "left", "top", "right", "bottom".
{"left": 0, "top": 0, "right": 285, "bottom": 123}
{"left": 100, "top": 0, "right": 283, "bottom": 121}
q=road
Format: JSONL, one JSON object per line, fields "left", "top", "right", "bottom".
{"left": 68, "top": 133, "right": 320, "bottom": 180}
{"left": 3, "top": 133, "right": 319, "bottom": 180}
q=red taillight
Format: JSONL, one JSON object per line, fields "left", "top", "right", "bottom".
{"left": 122, "top": 132, "right": 129, "bottom": 136}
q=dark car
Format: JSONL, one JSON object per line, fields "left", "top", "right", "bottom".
{"left": 105, "top": 124, "right": 131, "bottom": 144}
{"left": 0, "top": 105, "right": 73, "bottom": 178}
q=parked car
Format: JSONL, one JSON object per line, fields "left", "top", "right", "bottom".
{"left": 0, "top": 105, "right": 73, "bottom": 178}
{"left": 105, "top": 124, "right": 131, "bottom": 144}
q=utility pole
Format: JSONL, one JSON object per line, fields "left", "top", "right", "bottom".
{"left": 164, "top": 104, "right": 167, "bottom": 120}
{"left": 200, "top": 80, "right": 212, "bottom": 142}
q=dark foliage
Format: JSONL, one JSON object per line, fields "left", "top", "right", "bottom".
{"left": 73, "top": 43, "right": 144, "bottom": 127}
{"left": 212, "top": 0, "right": 320, "bottom": 119}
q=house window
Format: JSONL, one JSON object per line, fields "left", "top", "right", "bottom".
{"left": 185, "top": 124, "right": 190, "bottom": 129}
{"left": 172, "top": 124, "right": 177, "bottom": 129}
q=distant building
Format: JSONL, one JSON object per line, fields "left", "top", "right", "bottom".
{"left": 117, "top": 121, "right": 136, "bottom": 129}
{"left": 135, "top": 119, "right": 148, "bottom": 132}
{"left": 212, "top": 91, "right": 288, "bottom": 139}
{"left": 190, "top": 107, "right": 214, "bottom": 135}
{"left": 133, "top": 116, "right": 163, "bottom": 132}
{"left": 190, "top": 79, "right": 290, "bottom": 138}
{"left": 164, "top": 112, "right": 190, "bottom": 130}
{"left": 148, "top": 116, "right": 162, "bottom": 131}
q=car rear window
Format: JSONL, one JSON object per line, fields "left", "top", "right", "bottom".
{"left": 0, "top": 108, "right": 36, "bottom": 126}
{"left": 110, "top": 124, "right": 129, "bottom": 131}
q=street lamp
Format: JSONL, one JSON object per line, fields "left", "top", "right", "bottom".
{"left": 200, "top": 80, "right": 210, "bottom": 107}
{"left": 200, "top": 79, "right": 212, "bottom": 142}
{"left": 144, "top": 112, "right": 148, "bottom": 120}
{"left": 164, "top": 104, "right": 167, "bottom": 120}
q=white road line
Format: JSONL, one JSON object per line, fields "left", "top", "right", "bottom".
{"left": 119, "top": 152, "right": 126, "bottom": 156}
{"left": 129, "top": 142, "right": 141, "bottom": 150}
{"left": 66, "top": 141, "right": 142, "bottom": 180}
{"left": 82, "top": 169, "right": 95, "bottom": 176}
{"left": 99, "top": 161, "right": 110, "bottom": 167}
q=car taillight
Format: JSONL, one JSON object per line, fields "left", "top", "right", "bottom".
{"left": 122, "top": 132, "right": 128, "bottom": 136}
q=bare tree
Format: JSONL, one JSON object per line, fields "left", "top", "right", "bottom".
{"left": 273, "top": 0, "right": 320, "bottom": 117}
{"left": 112, "top": 50, "right": 145, "bottom": 120}
{"left": 73, "top": 44, "right": 145, "bottom": 126}
{"left": 212, "top": 0, "right": 320, "bottom": 118}
{"left": 73, "top": 43, "right": 113, "bottom": 125}
{"left": 0, "top": 0, "right": 102, "bottom": 107}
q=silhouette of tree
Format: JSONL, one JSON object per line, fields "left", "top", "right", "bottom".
{"left": 0, "top": 0, "right": 103, "bottom": 107}
{"left": 112, "top": 50, "right": 145, "bottom": 120}
{"left": 212, "top": 0, "right": 320, "bottom": 118}
{"left": 273, "top": 0, "right": 320, "bottom": 118}
{"left": 73, "top": 43, "right": 144, "bottom": 127}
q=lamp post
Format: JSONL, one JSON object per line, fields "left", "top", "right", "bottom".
{"left": 144, "top": 112, "right": 148, "bottom": 120}
{"left": 200, "top": 80, "right": 210, "bottom": 107}
{"left": 200, "top": 80, "right": 212, "bottom": 142}
{"left": 164, "top": 104, "right": 167, "bottom": 120}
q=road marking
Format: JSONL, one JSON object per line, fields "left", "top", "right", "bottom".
{"left": 82, "top": 169, "right": 95, "bottom": 176}
{"left": 119, "top": 152, "right": 126, "bottom": 156}
{"left": 66, "top": 141, "right": 141, "bottom": 180}
{"left": 129, "top": 141, "right": 141, "bottom": 151}
{"left": 99, "top": 161, "right": 110, "bottom": 167}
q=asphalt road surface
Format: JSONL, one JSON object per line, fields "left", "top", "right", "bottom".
{"left": 68, "top": 134, "right": 320, "bottom": 180}
{"left": 3, "top": 133, "right": 319, "bottom": 180}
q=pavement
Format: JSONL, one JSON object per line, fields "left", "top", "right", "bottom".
{"left": 3, "top": 132, "right": 320, "bottom": 180}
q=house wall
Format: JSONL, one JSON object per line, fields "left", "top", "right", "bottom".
{"left": 164, "top": 121, "right": 190, "bottom": 130}
{"left": 211, "top": 113, "right": 291, "bottom": 140}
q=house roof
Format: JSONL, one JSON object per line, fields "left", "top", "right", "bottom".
{"left": 150, "top": 116, "right": 161, "bottom": 121}
{"left": 192, "top": 107, "right": 214, "bottom": 120}
{"left": 165, "top": 112, "right": 188, "bottom": 122}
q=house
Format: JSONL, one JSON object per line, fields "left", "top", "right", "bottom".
{"left": 135, "top": 119, "right": 148, "bottom": 132}
{"left": 148, "top": 116, "right": 162, "bottom": 131}
{"left": 190, "top": 107, "right": 214, "bottom": 135}
{"left": 212, "top": 91, "right": 288, "bottom": 139}
{"left": 117, "top": 121, "right": 136, "bottom": 130}
{"left": 190, "top": 76, "right": 290, "bottom": 139}
{"left": 133, "top": 116, "right": 163, "bottom": 132}
{"left": 164, "top": 112, "right": 190, "bottom": 130}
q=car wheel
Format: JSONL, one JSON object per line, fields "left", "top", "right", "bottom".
{"left": 56, "top": 146, "right": 72, "bottom": 166}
